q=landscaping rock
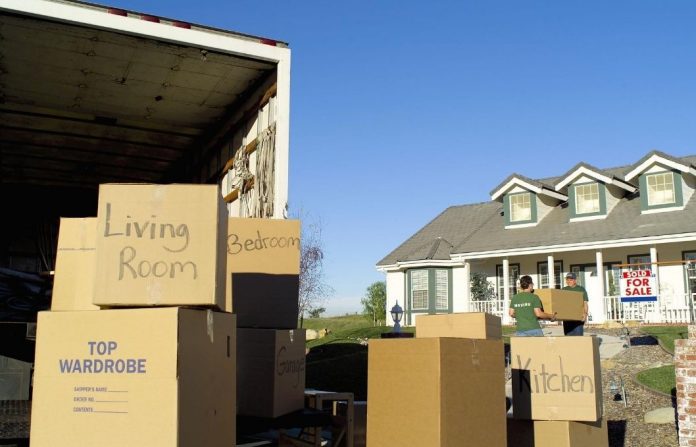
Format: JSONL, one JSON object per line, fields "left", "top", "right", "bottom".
{"left": 643, "top": 407, "right": 676, "bottom": 424}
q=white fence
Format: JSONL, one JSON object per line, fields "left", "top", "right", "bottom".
{"left": 470, "top": 299, "right": 506, "bottom": 320}
{"left": 603, "top": 294, "right": 695, "bottom": 324}
{"left": 469, "top": 294, "right": 695, "bottom": 324}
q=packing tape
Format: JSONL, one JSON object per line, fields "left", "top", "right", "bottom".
{"left": 146, "top": 282, "right": 162, "bottom": 305}
{"left": 153, "top": 184, "right": 165, "bottom": 203}
{"left": 470, "top": 339, "right": 480, "bottom": 367}
{"left": 207, "top": 309, "right": 214, "bottom": 343}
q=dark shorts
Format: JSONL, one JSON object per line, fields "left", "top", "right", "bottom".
{"left": 563, "top": 320, "right": 584, "bottom": 336}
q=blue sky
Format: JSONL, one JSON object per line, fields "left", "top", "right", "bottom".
{"left": 108, "top": 0, "right": 696, "bottom": 315}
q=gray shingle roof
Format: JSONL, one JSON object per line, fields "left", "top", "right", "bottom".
{"left": 376, "top": 202, "right": 500, "bottom": 265}
{"left": 377, "top": 153, "right": 696, "bottom": 267}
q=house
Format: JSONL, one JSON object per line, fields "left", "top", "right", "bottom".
{"left": 376, "top": 151, "right": 696, "bottom": 325}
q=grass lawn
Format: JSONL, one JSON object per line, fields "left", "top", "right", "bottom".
{"left": 636, "top": 365, "right": 676, "bottom": 397}
{"left": 303, "top": 319, "right": 689, "bottom": 400}
{"left": 303, "top": 315, "right": 414, "bottom": 399}
{"left": 302, "top": 314, "right": 372, "bottom": 332}
{"left": 639, "top": 325, "right": 687, "bottom": 353}
{"left": 633, "top": 326, "right": 686, "bottom": 396}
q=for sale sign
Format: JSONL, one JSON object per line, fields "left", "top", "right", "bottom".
{"left": 620, "top": 269, "right": 657, "bottom": 302}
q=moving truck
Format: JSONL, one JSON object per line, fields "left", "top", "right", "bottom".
{"left": 0, "top": 0, "right": 290, "bottom": 277}
{"left": 0, "top": 0, "right": 291, "bottom": 393}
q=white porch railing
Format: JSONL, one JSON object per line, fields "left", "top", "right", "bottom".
{"left": 604, "top": 294, "right": 695, "bottom": 324}
{"left": 470, "top": 299, "right": 506, "bottom": 320}
{"left": 469, "top": 294, "right": 695, "bottom": 324}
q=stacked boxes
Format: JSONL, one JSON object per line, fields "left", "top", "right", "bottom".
{"left": 31, "top": 184, "right": 236, "bottom": 447}
{"left": 508, "top": 336, "right": 608, "bottom": 446}
{"left": 366, "top": 312, "right": 506, "bottom": 447}
{"left": 228, "top": 218, "right": 306, "bottom": 418}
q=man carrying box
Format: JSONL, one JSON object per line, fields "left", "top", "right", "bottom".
{"left": 509, "top": 275, "right": 556, "bottom": 336}
{"left": 562, "top": 272, "right": 589, "bottom": 336}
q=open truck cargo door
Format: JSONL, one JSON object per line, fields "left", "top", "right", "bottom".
{"left": 0, "top": 0, "right": 291, "bottom": 277}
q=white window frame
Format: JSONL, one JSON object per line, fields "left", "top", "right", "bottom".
{"left": 646, "top": 172, "right": 675, "bottom": 206}
{"left": 496, "top": 264, "right": 520, "bottom": 299}
{"left": 575, "top": 183, "right": 600, "bottom": 214}
{"left": 435, "top": 269, "right": 448, "bottom": 309}
{"left": 510, "top": 193, "right": 532, "bottom": 222}
{"left": 538, "top": 261, "right": 563, "bottom": 289}
{"left": 410, "top": 269, "right": 429, "bottom": 310}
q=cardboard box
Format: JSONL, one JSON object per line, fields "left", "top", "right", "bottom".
{"left": 415, "top": 312, "right": 501, "bottom": 339}
{"left": 30, "top": 308, "right": 236, "bottom": 447}
{"left": 227, "top": 217, "right": 300, "bottom": 327}
{"left": 511, "top": 336, "right": 602, "bottom": 421}
{"left": 51, "top": 218, "right": 99, "bottom": 311}
{"left": 367, "top": 338, "right": 506, "bottom": 447}
{"left": 237, "top": 328, "right": 306, "bottom": 418}
{"left": 534, "top": 289, "right": 585, "bottom": 321}
{"left": 93, "top": 184, "right": 227, "bottom": 309}
{"left": 506, "top": 417, "right": 608, "bottom": 447}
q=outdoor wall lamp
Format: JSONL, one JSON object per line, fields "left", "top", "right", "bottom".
{"left": 390, "top": 301, "right": 403, "bottom": 333}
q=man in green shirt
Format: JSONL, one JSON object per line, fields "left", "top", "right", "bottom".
{"left": 509, "top": 275, "right": 556, "bottom": 336}
{"left": 562, "top": 272, "right": 589, "bottom": 336}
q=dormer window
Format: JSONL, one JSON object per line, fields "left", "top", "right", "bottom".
{"left": 504, "top": 191, "right": 537, "bottom": 227}
{"left": 575, "top": 183, "right": 600, "bottom": 214}
{"left": 638, "top": 170, "right": 684, "bottom": 212}
{"left": 491, "top": 173, "right": 566, "bottom": 228}
{"left": 567, "top": 181, "right": 607, "bottom": 220}
{"left": 510, "top": 192, "right": 532, "bottom": 222}
{"left": 624, "top": 151, "right": 692, "bottom": 213}
{"left": 646, "top": 172, "right": 675, "bottom": 206}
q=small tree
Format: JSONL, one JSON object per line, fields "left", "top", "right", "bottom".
{"left": 470, "top": 272, "right": 496, "bottom": 301}
{"left": 297, "top": 215, "right": 333, "bottom": 328}
{"left": 308, "top": 307, "right": 326, "bottom": 318}
{"left": 361, "top": 281, "right": 386, "bottom": 326}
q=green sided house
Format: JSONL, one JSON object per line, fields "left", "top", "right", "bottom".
{"left": 377, "top": 150, "right": 696, "bottom": 325}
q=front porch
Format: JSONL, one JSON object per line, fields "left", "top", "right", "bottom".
{"left": 470, "top": 293, "right": 696, "bottom": 324}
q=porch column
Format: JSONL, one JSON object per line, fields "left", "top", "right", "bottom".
{"left": 462, "top": 261, "right": 471, "bottom": 312}
{"left": 594, "top": 250, "right": 606, "bottom": 323}
{"left": 502, "top": 258, "right": 511, "bottom": 324}
{"left": 650, "top": 246, "right": 660, "bottom": 304}
{"left": 547, "top": 255, "right": 555, "bottom": 289}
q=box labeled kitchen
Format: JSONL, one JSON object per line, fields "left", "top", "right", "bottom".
{"left": 511, "top": 336, "right": 602, "bottom": 421}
